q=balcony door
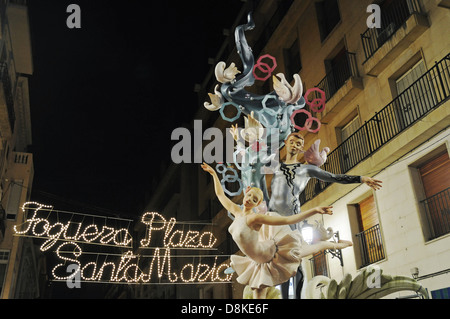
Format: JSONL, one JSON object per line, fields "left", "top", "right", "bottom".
{"left": 324, "top": 48, "right": 349, "bottom": 100}
{"left": 355, "top": 195, "right": 385, "bottom": 267}
{"left": 419, "top": 151, "right": 450, "bottom": 239}
{"left": 394, "top": 60, "right": 427, "bottom": 129}
{"left": 338, "top": 114, "right": 366, "bottom": 173}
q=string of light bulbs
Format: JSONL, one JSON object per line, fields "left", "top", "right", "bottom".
{"left": 15, "top": 201, "right": 233, "bottom": 285}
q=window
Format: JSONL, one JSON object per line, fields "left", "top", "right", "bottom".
{"left": 283, "top": 39, "right": 302, "bottom": 80}
{"left": 0, "top": 250, "right": 10, "bottom": 297}
{"left": 340, "top": 115, "right": 361, "bottom": 142}
{"left": 394, "top": 60, "right": 430, "bottom": 129}
{"left": 338, "top": 114, "right": 367, "bottom": 172}
{"left": 320, "top": 47, "right": 357, "bottom": 101}
{"left": 396, "top": 60, "right": 426, "bottom": 94}
{"left": 310, "top": 251, "right": 329, "bottom": 277}
{"left": 354, "top": 195, "right": 385, "bottom": 267}
{"left": 418, "top": 151, "right": 450, "bottom": 239}
{"left": 6, "top": 180, "right": 23, "bottom": 220}
{"left": 315, "top": 0, "right": 341, "bottom": 42}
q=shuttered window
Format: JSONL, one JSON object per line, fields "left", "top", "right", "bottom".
{"left": 419, "top": 152, "right": 450, "bottom": 239}
{"left": 419, "top": 152, "right": 450, "bottom": 197}
{"left": 395, "top": 60, "right": 431, "bottom": 127}
{"left": 355, "top": 196, "right": 385, "bottom": 267}
{"left": 357, "top": 195, "right": 379, "bottom": 231}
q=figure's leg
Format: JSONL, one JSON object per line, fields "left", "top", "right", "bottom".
{"left": 253, "top": 287, "right": 268, "bottom": 299}
{"left": 294, "top": 267, "right": 304, "bottom": 299}
{"left": 281, "top": 280, "right": 290, "bottom": 299}
{"left": 301, "top": 240, "right": 352, "bottom": 257}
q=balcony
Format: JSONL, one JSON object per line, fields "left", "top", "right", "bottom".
{"left": 13, "top": 152, "right": 31, "bottom": 165}
{"left": 0, "top": 61, "right": 16, "bottom": 136}
{"left": 421, "top": 187, "right": 450, "bottom": 240}
{"left": 314, "top": 52, "right": 363, "bottom": 121}
{"left": 300, "top": 52, "right": 450, "bottom": 205}
{"left": 355, "top": 224, "right": 385, "bottom": 268}
{"left": 361, "top": 0, "right": 429, "bottom": 76}
{"left": 0, "top": 205, "right": 5, "bottom": 242}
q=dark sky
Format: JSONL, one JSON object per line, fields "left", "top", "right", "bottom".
{"left": 27, "top": 0, "right": 245, "bottom": 217}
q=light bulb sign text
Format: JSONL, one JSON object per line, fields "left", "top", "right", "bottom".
{"left": 14, "top": 202, "right": 232, "bottom": 285}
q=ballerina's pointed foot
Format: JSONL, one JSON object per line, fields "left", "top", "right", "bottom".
{"left": 337, "top": 240, "right": 353, "bottom": 249}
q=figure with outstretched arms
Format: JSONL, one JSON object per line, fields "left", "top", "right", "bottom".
{"left": 201, "top": 162, "right": 353, "bottom": 299}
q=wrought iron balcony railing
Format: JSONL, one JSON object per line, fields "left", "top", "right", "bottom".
{"left": 361, "top": 0, "right": 423, "bottom": 62}
{"left": 355, "top": 224, "right": 385, "bottom": 267}
{"left": 300, "top": 52, "right": 450, "bottom": 205}
{"left": 421, "top": 187, "right": 450, "bottom": 240}
{"left": 0, "top": 205, "right": 5, "bottom": 242}
{"left": 315, "top": 51, "right": 359, "bottom": 102}
{"left": 0, "top": 61, "right": 15, "bottom": 131}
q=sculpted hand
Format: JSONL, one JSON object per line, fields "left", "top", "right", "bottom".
{"left": 201, "top": 162, "right": 216, "bottom": 176}
{"left": 229, "top": 124, "right": 239, "bottom": 141}
{"left": 362, "top": 176, "right": 383, "bottom": 190}
{"left": 316, "top": 206, "right": 333, "bottom": 215}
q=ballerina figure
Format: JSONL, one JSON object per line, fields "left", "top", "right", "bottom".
{"left": 201, "top": 162, "right": 353, "bottom": 299}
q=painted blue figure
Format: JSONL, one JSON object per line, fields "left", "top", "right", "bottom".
{"left": 268, "top": 131, "right": 382, "bottom": 298}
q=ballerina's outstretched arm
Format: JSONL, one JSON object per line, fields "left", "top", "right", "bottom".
{"left": 201, "top": 163, "right": 241, "bottom": 217}
{"left": 247, "top": 206, "right": 333, "bottom": 229}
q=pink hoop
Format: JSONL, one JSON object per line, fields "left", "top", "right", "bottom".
{"left": 305, "top": 117, "right": 321, "bottom": 133}
{"left": 290, "top": 109, "right": 311, "bottom": 131}
{"left": 253, "top": 62, "right": 272, "bottom": 81}
{"left": 290, "top": 109, "right": 322, "bottom": 134}
{"left": 304, "top": 88, "right": 326, "bottom": 113}
{"left": 252, "top": 54, "right": 277, "bottom": 82}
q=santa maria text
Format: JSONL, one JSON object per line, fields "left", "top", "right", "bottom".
{"left": 14, "top": 202, "right": 232, "bottom": 284}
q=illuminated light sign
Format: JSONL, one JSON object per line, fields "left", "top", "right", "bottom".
{"left": 140, "top": 212, "right": 217, "bottom": 249}
{"left": 14, "top": 202, "right": 232, "bottom": 284}
{"left": 14, "top": 202, "right": 133, "bottom": 251}
{"left": 51, "top": 243, "right": 232, "bottom": 284}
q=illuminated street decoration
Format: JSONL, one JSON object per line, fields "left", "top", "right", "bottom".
{"left": 51, "top": 242, "right": 231, "bottom": 284}
{"left": 14, "top": 202, "right": 232, "bottom": 284}
{"left": 140, "top": 212, "right": 217, "bottom": 249}
{"left": 14, "top": 202, "right": 133, "bottom": 251}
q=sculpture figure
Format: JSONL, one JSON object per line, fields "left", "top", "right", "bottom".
{"left": 201, "top": 162, "right": 353, "bottom": 299}
{"left": 204, "top": 13, "right": 400, "bottom": 298}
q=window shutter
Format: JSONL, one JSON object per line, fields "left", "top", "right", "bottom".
{"left": 419, "top": 152, "right": 450, "bottom": 198}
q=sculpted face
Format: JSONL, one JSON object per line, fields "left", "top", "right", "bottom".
{"left": 285, "top": 135, "right": 304, "bottom": 157}
{"left": 243, "top": 188, "right": 263, "bottom": 209}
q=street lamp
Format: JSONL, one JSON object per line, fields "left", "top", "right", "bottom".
{"left": 300, "top": 220, "right": 314, "bottom": 245}
{"left": 301, "top": 220, "right": 344, "bottom": 267}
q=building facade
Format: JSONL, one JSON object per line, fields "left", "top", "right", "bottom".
{"left": 134, "top": 0, "right": 450, "bottom": 299}
{"left": 0, "top": 0, "right": 40, "bottom": 299}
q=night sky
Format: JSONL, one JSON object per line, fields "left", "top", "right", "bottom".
{"left": 27, "top": 0, "right": 245, "bottom": 217}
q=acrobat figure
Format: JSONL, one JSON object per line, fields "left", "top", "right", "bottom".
{"left": 268, "top": 131, "right": 382, "bottom": 298}
{"left": 201, "top": 162, "right": 353, "bottom": 299}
